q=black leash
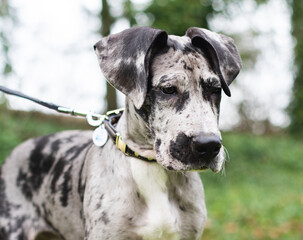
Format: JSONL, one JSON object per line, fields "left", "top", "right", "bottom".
{"left": 0, "top": 85, "right": 103, "bottom": 125}
{"left": 0, "top": 85, "right": 59, "bottom": 111}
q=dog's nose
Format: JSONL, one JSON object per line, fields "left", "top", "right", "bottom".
{"left": 191, "top": 134, "right": 222, "bottom": 161}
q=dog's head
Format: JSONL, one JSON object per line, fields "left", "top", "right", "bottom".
{"left": 94, "top": 26, "right": 241, "bottom": 172}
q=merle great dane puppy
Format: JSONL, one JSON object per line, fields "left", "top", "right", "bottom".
{"left": 0, "top": 26, "right": 241, "bottom": 240}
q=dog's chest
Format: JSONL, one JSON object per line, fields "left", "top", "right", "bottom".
{"left": 130, "top": 160, "right": 183, "bottom": 240}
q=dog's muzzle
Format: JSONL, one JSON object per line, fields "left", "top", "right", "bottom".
{"left": 169, "top": 132, "right": 222, "bottom": 171}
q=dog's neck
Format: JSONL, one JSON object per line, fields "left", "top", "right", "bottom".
{"left": 116, "top": 100, "right": 156, "bottom": 159}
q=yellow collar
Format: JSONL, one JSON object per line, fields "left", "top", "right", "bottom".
{"left": 103, "top": 108, "right": 156, "bottom": 162}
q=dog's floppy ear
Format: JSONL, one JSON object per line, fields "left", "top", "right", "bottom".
{"left": 94, "top": 26, "right": 168, "bottom": 109}
{"left": 186, "top": 27, "right": 242, "bottom": 97}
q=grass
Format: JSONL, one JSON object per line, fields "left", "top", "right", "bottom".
{"left": 201, "top": 133, "right": 303, "bottom": 239}
{"left": 0, "top": 106, "right": 302, "bottom": 239}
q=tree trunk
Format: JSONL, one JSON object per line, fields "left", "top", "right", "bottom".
{"left": 99, "top": 0, "right": 117, "bottom": 111}
{"left": 289, "top": 0, "right": 303, "bottom": 136}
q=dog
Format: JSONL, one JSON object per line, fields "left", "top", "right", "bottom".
{"left": 0, "top": 26, "right": 241, "bottom": 240}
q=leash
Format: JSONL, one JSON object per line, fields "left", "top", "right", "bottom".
{"left": 0, "top": 85, "right": 103, "bottom": 126}
{"left": 0, "top": 85, "right": 155, "bottom": 162}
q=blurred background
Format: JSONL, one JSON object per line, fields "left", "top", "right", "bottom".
{"left": 0, "top": 0, "right": 302, "bottom": 239}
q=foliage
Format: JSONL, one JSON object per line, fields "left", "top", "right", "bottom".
{"left": 0, "top": 0, "right": 14, "bottom": 76}
{"left": 143, "top": 0, "right": 269, "bottom": 36}
{"left": 122, "top": 0, "right": 137, "bottom": 27}
{"left": 288, "top": 0, "right": 303, "bottom": 137}
{"left": 0, "top": 108, "right": 302, "bottom": 239}
{"left": 144, "top": 0, "right": 213, "bottom": 35}
{"left": 99, "top": 0, "right": 118, "bottom": 111}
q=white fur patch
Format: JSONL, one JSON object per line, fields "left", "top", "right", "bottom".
{"left": 130, "top": 160, "right": 180, "bottom": 239}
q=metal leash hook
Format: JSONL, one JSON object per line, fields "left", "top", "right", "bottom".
{"left": 57, "top": 106, "right": 104, "bottom": 127}
{"left": 86, "top": 111, "right": 105, "bottom": 127}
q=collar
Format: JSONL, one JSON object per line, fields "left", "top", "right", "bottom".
{"left": 103, "top": 108, "right": 156, "bottom": 162}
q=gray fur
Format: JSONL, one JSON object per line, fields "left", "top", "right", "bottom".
{"left": 0, "top": 26, "right": 241, "bottom": 240}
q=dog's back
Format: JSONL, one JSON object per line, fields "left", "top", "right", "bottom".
{"left": 0, "top": 130, "right": 92, "bottom": 240}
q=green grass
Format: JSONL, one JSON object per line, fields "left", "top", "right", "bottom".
{"left": 1, "top": 106, "right": 302, "bottom": 239}
{"left": 201, "top": 133, "right": 303, "bottom": 239}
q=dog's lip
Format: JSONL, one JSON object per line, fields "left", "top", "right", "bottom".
{"left": 183, "top": 165, "right": 210, "bottom": 172}
{"left": 199, "top": 166, "right": 208, "bottom": 171}
{"left": 191, "top": 164, "right": 219, "bottom": 173}
{"left": 209, "top": 164, "right": 220, "bottom": 173}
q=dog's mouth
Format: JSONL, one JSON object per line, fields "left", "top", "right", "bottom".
{"left": 155, "top": 151, "right": 225, "bottom": 173}
{"left": 153, "top": 132, "right": 225, "bottom": 173}
{"left": 184, "top": 160, "right": 223, "bottom": 173}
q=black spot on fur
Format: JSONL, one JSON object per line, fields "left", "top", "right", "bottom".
{"left": 169, "top": 133, "right": 193, "bottom": 164}
{"left": 78, "top": 160, "right": 86, "bottom": 203}
{"left": 175, "top": 91, "right": 190, "bottom": 112}
{"left": 113, "top": 62, "right": 138, "bottom": 95}
{"left": 33, "top": 203, "right": 41, "bottom": 217}
{"left": 136, "top": 191, "right": 141, "bottom": 200}
{"left": 101, "top": 211, "right": 110, "bottom": 225}
{"left": 0, "top": 173, "right": 11, "bottom": 217}
{"left": 28, "top": 135, "right": 54, "bottom": 191}
{"left": 179, "top": 205, "right": 186, "bottom": 212}
{"left": 6, "top": 215, "right": 29, "bottom": 240}
{"left": 183, "top": 62, "right": 193, "bottom": 72}
{"left": 85, "top": 228, "right": 89, "bottom": 239}
{"left": 0, "top": 227, "right": 6, "bottom": 240}
{"left": 77, "top": 141, "right": 92, "bottom": 204}
{"left": 155, "top": 139, "right": 161, "bottom": 152}
{"left": 16, "top": 169, "right": 33, "bottom": 201}
{"left": 51, "top": 159, "right": 66, "bottom": 194}
{"left": 200, "top": 77, "right": 221, "bottom": 114}
{"left": 60, "top": 165, "right": 72, "bottom": 207}
{"left": 58, "top": 141, "right": 92, "bottom": 207}
{"left": 42, "top": 203, "right": 52, "bottom": 219}
{"left": 95, "top": 194, "right": 104, "bottom": 210}
{"left": 158, "top": 75, "right": 170, "bottom": 84}
{"left": 192, "top": 226, "right": 198, "bottom": 233}
{"left": 51, "top": 139, "right": 62, "bottom": 152}
{"left": 16, "top": 135, "right": 71, "bottom": 200}
{"left": 17, "top": 228, "right": 26, "bottom": 240}
{"left": 134, "top": 103, "right": 150, "bottom": 123}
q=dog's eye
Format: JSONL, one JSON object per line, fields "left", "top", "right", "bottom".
{"left": 160, "top": 86, "right": 177, "bottom": 95}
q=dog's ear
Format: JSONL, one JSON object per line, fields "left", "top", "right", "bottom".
{"left": 94, "top": 26, "right": 168, "bottom": 109}
{"left": 186, "top": 27, "right": 242, "bottom": 97}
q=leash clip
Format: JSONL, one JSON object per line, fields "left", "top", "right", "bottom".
{"left": 86, "top": 111, "right": 105, "bottom": 127}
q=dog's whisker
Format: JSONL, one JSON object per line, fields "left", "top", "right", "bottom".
{"left": 220, "top": 161, "right": 226, "bottom": 176}
{"left": 218, "top": 146, "right": 229, "bottom": 176}
{"left": 223, "top": 146, "right": 230, "bottom": 162}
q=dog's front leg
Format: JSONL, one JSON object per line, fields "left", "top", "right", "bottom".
{"left": 82, "top": 144, "right": 144, "bottom": 240}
